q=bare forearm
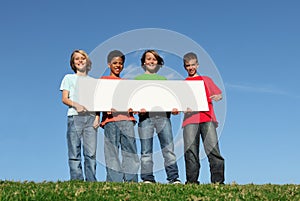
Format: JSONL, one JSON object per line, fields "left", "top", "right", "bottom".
{"left": 62, "top": 97, "right": 79, "bottom": 109}
{"left": 210, "top": 94, "right": 223, "bottom": 101}
{"left": 62, "top": 90, "right": 86, "bottom": 112}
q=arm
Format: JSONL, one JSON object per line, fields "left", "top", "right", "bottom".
{"left": 203, "top": 76, "right": 222, "bottom": 102}
{"left": 128, "top": 108, "right": 138, "bottom": 115}
{"left": 93, "top": 112, "right": 100, "bottom": 128}
{"left": 171, "top": 108, "right": 179, "bottom": 115}
{"left": 210, "top": 94, "right": 222, "bottom": 101}
{"left": 62, "top": 89, "right": 87, "bottom": 113}
{"left": 138, "top": 108, "right": 147, "bottom": 115}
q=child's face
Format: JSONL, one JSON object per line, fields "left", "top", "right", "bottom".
{"left": 108, "top": 56, "right": 124, "bottom": 77}
{"left": 144, "top": 52, "right": 158, "bottom": 73}
{"left": 184, "top": 59, "right": 198, "bottom": 77}
{"left": 73, "top": 52, "right": 87, "bottom": 73}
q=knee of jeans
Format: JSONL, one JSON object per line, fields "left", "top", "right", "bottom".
{"left": 163, "top": 152, "right": 176, "bottom": 164}
{"left": 84, "top": 150, "right": 96, "bottom": 159}
{"left": 68, "top": 149, "right": 82, "bottom": 160}
{"left": 141, "top": 153, "right": 152, "bottom": 162}
{"left": 89, "top": 154, "right": 97, "bottom": 160}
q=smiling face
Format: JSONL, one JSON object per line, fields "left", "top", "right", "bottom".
{"left": 144, "top": 52, "right": 159, "bottom": 74}
{"left": 72, "top": 52, "right": 87, "bottom": 74}
{"left": 108, "top": 56, "right": 124, "bottom": 77}
{"left": 184, "top": 58, "right": 199, "bottom": 77}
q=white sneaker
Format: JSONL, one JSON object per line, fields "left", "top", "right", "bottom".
{"left": 169, "top": 179, "right": 181, "bottom": 184}
{"left": 143, "top": 180, "right": 155, "bottom": 184}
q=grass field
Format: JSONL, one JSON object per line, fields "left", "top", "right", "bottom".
{"left": 0, "top": 181, "right": 299, "bottom": 200}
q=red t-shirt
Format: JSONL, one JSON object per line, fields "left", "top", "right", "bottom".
{"left": 99, "top": 76, "right": 136, "bottom": 127}
{"left": 182, "top": 75, "right": 221, "bottom": 127}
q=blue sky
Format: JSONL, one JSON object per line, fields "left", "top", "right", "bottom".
{"left": 1, "top": 0, "right": 300, "bottom": 184}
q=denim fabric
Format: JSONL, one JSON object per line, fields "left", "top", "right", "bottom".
{"left": 104, "top": 121, "right": 139, "bottom": 182}
{"left": 183, "top": 122, "right": 224, "bottom": 183}
{"left": 67, "top": 114, "right": 97, "bottom": 181}
{"left": 138, "top": 116, "right": 179, "bottom": 182}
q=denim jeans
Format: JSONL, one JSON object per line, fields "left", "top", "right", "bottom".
{"left": 138, "top": 116, "right": 179, "bottom": 182}
{"left": 104, "top": 121, "right": 139, "bottom": 182}
{"left": 183, "top": 122, "right": 224, "bottom": 184}
{"left": 67, "top": 114, "right": 97, "bottom": 181}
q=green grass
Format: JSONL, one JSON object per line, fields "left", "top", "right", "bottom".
{"left": 0, "top": 181, "right": 299, "bottom": 201}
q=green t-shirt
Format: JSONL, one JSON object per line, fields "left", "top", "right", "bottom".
{"left": 134, "top": 73, "right": 167, "bottom": 80}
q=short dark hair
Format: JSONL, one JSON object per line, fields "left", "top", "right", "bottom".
{"left": 183, "top": 52, "right": 198, "bottom": 65}
{"left": 107, "top": 50, "right": 125, "bottom": 63}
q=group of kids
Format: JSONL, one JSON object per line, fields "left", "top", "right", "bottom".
{"left": 60, "top": 49, "right": 225, "bottom": 184}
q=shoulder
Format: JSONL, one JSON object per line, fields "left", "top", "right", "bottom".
{"left": 202, "top": 76, "right": 216, "bottom": 85}
{"left": 60, "top": 74, "right": 76, "bottom": 90}
{"left": 202, "top": 76, "right": 213, "bottom": 81}
{"left": 61, "top": 74, "right": 75, "bottom": 83}
{"left": 62, "top": 74, "right": 76, "bottom": 80}
{"left": 157, "top": 74, "right": 167, "bottom": 80}
{"left": 62, "top": 74, "right": 72, "bottom": 78}
{"left": 134, "top": 74, "right": 144, "bottom": 80}
{"left": 202, "top": 76, "right": 221, "bottom": 92}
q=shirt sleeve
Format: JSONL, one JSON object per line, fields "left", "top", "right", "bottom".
{"left": 60, "top": 75, "right": 70, "bottom": 91}
{"left": 203, "top": 76, "right": 222, "bottom": 96}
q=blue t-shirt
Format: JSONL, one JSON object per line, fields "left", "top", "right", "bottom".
{"left": 60, "top": 74, "right": 93, "bottom": 116}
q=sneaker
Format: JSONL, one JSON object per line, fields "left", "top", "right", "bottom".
{"left": 143, "top": 180, "right": 156, "bottom": 184}
{"left": 169, "top": 179, "right": 181, "bottom": 184}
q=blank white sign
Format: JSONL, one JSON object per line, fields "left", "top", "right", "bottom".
{"left": 77, "top": 79, "right": 208, "bottom": 112}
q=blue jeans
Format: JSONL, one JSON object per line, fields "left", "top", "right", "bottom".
{"left": 104, "top": 121, "right": 139, "bottom": 182}
{"left": 67, "top": 114, "right": 97, "bottom": 181}
{"left": 183, "top": 122, "right": 224, "bottom": 184}
{"left": 138, "top": 116, "right": 179, "bottom": 182}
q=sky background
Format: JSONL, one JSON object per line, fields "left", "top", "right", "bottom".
{"left": 1, "top": 0, "right": 299, "bottom": 184}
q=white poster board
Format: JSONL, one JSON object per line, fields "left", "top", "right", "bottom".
{"left": 77, "top": 78, "right": 208, "bottom": 112}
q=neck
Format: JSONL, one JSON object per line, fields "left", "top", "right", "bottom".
{"left": 110, "top": 73, "right": 120, "bottom": 78}
{"left": 145, "top": 71, "right": 155, "bottom": 75}
{"left": 76, "top": 71, "right": 87, "bottom": 76}
{"left": 188, "top": 73, "right": 199, "bottom": 78}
